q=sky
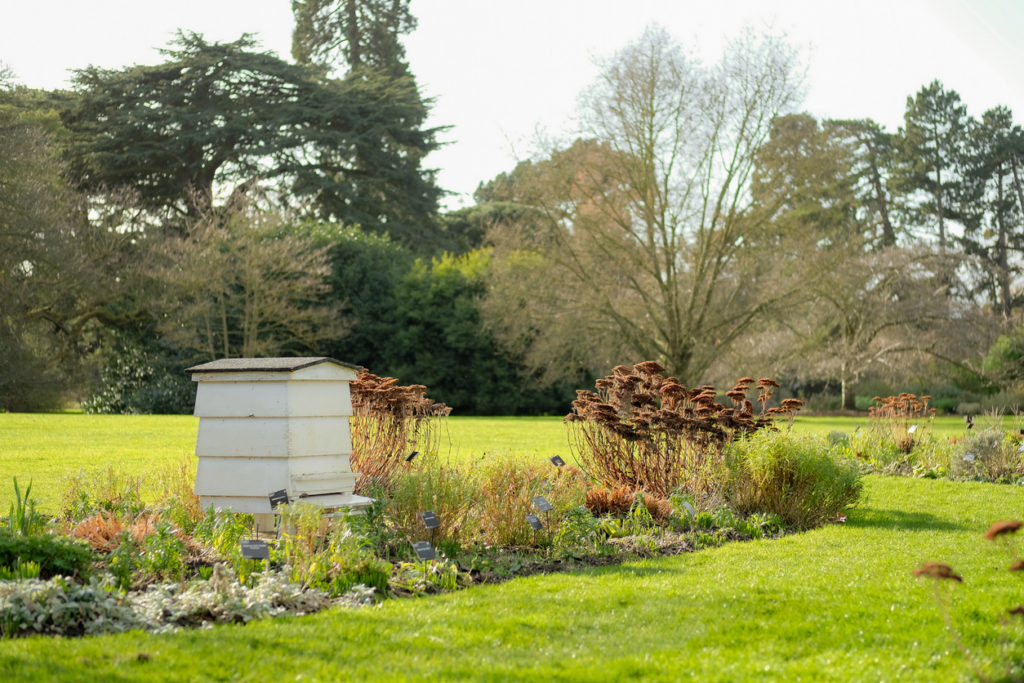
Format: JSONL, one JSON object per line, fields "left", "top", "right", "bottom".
{"left": 3, "top": 0, "right": 1023, "bottom": 209}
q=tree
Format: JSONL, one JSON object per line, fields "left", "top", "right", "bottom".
{"left": 63, "top": 32, "right": 443, "bottom": 251}
{"left": 960, "top": 106, "right": 1024, "bottom": 319}
{"left": 292, "top": 0, "right": 416, "bottom": 76}
{"left": 380, "top": 250, "right": 576, "bottom": 414}
{"left": 0, "top": 80, "right": 150, "bottom": 409}
{"left": 828, "top": 118, "right": 902, "bottom": 247}
{"left": 482, "top": 26, "right": 802, "bottom": 384}
{"left": 895, "top": 80, "right": 972, "bottom": 251}
{"left": 155, "top": 201, "right": 342, "bottom": 360}
{"left": 782, "top": 247, "right": 956, "bottom": 410}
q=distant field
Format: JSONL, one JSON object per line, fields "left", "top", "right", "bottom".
{"left": 0, "top": 412, "right": 992, "bottom": 512}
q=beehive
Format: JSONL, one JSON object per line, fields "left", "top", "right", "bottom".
{"left": 188, "top": 357, "right": 372, "bottom": 519}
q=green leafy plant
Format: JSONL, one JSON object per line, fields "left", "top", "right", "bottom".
{"left": 0, "top": 559, "right": 41, "bottom": 581}
{"left": 5, "top": 478, "right": 46, "bottom": 536}
{"left": 725, "top": 431, "right": 862, "bottom": 529}
{"left": 0, "top": 532, "right": 94, "bottom": 580}
{"left": 58, "top": 466, "right": 144, "bottom": 523}
{"left": 106, "top": 530, "right": 141, "bottom": 590}
{"left": 552, "top": 506, "right": 607, "bottom": 556}
{"left": 140, "top": 521, "right": 187, "bottom": 582}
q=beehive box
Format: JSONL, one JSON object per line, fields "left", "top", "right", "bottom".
{"left": 187, "top": 357, "right": 372, "bottom": 517}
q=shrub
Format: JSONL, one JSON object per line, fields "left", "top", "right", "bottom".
{"left": 566, "top": 362, "right": 802, "bottom": 500}
{"left": 349, "top": 370, "right": 451, "bottom": 494}
{"left": 0, "top": 532, "right": 95, "bottom": 580}
{"left": 867, "top": 393, "right": 936, "bottom": 454}
{"left": 950, "top": 427, "right": 1024, "bottom": 482}
{"left": 58, "top": 466, "right": 144, "bottom": 523}
{"left": 385, "top": 460, "right": 479, "bottom": 552}
{"left": 725, "top": 431, "right": 862, "bottom": 529}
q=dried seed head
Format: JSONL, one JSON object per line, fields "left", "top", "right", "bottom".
{"left": 912, "top": 562, "right": 962, "bottom": 582}
{"left": 984, "top": 520, "right": 1023, "bottom": 540}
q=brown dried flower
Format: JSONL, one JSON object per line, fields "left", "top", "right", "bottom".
{"left": 912, "top": 562, "right": 962, "bottom": 582}
{"left": 984, "top": 520, "right": 1023, "bottom": 540}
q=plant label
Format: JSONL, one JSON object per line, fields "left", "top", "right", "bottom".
{"left": 412, "top": 541, "right": 436, "bottom": 561}
{"left": 526, "top": 513, "right": 543, "bottom": 530}
{"left": 907, "top": 425, "right": 918, "bottom": 434}
{"left": 268, "top": 489, "right": 290, "bottom": 509}
{"left": 240, "top": 539, "right": 270, "bottom": 560}
{"left": 681, "top": 501, "right": 697, "bottom": 518}
{"left": 1018, "top": 443, "right": 1024, "bottom": 455}
{"left": 532, "top": 495, "right": 553, "bottom": 512}
{"left": 406, "top": 451, "right": 419, "bottom": 462}
{"left": 550, "top": 455, "right": 566, "bottom": 467}
{"left": 964, "top": 452, "right": 977, "bottom": 463}
{"left": 420, "top": 510, "right": 440, "bottom": 530}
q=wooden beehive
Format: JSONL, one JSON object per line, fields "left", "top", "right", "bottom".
{"left": 187, "top": 357, "right": 372, "bottom": 518}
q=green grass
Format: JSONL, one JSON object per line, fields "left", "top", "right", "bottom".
{"left": 1, "top": 475, "right": 1022, "bottom": 680}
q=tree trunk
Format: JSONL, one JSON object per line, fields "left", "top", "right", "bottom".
{"left": 345, "top": 0, "right": 361, "bottom": 69}
{"left": 997, "top": 169, "right": 1012, "bottom": 319}
{"left": 868, "top": 159, "right": 896, "bottom": 246}
{"left": 1011, "top": 153, "right": 1024, "bottom": 217}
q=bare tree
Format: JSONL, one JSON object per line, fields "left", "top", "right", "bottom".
{"left": 483, "top": 26, "right": 802, "bottom": 383}
{"left": 156, "top": 201, "right": 343, "bottom": 360}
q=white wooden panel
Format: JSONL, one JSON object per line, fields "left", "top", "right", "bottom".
{"left": 195, "top": 417, "right": 352, "bottom": 458}
{"left": 198, "top": 495, "right": 273, "bottom": 514}
{"left": 285, "top": 381, "right": 353, "bottom": 417}
{"left": 288, "top": 454, "right": 353, "bottom": 475}
{"left": 195, "top": 457, "right": 288, "bottom": 497}
{"left": 194, "top": 382, "right": 289, "bottom": 418}
{"left": 194, "top": 380, "right": 353, "bottom": 418}
{"left": 291, "top": 472, "right": 357, "bottom": 495}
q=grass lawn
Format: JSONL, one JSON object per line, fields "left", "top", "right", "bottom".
{"left": 0, "top": 413, "right": 985, "bottom": 512}
{"left": 1, "top": 474, "right": 1022, "bottom": 680}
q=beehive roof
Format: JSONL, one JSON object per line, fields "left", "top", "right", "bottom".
{"left": 186, "top": 357, "right": 361, "bottom": 374}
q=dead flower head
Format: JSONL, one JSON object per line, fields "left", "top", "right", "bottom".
{"left": 984, "top": 520, "right": 1023, "bottom": 540}
{"left": 912, "top": 562, "right": 962, "bottom": 582}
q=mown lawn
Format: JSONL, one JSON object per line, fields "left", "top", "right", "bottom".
{"left": 1, "top": 475, "right": 1022, "bottom": 681}
{"left": 0, "top": 413, "right": 982, "bottom": 511}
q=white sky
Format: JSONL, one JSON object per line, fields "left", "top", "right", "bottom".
{"left": 3, "top": 0, "right": 1023, "bottom": 209}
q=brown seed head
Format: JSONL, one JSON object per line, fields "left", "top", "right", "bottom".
{"left": 912, "top": 562, "right": 962, "bottom": 582}
{"left": 984, "top": 520, "right": 1023, "bottom": 540}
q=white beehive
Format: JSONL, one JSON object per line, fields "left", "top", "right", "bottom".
{"left": 187, "top": 357, "right": 372, "bottom": 519}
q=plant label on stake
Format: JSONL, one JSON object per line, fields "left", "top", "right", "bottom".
{"left": 268, "top": 489, "right": 290, "bottom": 509}
{"left": 240, "top": 539, "right": 270, "bottom": 560}
{"left": 405, "top": 451, "right": 419, "bottom": 463}
{"left": 532, "top": 496, "right": 553, "bottom": 513}
{"left": 420, "top": 511, "right": 440, "bottom": 530}
{"left": 907, "top": 425, "right": 918, "bottom": 434}
{"left": 525, "top": 513, "right": 543, "bottom": 531}
{"left": 412, "top": 541, "right": 436, "bottom": 561}
{"left": 550, "top": 455, "right": 565, "bottom": 467}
